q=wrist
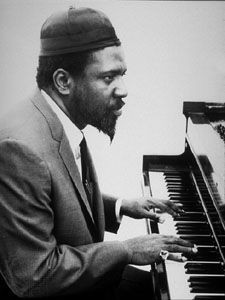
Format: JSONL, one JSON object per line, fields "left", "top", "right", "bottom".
{"left": 122, "top": 240, "right": 133, "bottom": 264}
{"left": 119, "top": 198, "right": 129, "bottom": 216}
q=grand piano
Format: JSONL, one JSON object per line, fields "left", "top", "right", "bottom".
{"left": 142, "top": 101, "right": 225, "bottom": 300}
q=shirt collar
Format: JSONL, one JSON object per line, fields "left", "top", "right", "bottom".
{"left": 41, "top": 90, "right": 83, "bottom": 149}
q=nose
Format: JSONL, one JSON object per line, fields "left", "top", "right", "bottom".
{"left": 114, "top": 76, "right": 128, "bottom": 99}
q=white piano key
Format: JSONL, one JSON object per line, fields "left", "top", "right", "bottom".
{"left": 158, "top": 213, "right": 177, "bottom": 236}
{"left": 165, "top": 260, "right": 225, "bottom": 300}
{"left": 149, "top": 171, "right": 169, "bottom": 199}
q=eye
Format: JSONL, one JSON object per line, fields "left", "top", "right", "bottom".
{"left": 104, "top": 75, "right": 114, "bottom": 83}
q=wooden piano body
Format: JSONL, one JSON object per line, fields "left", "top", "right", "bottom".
{"left": 143, "top": 101, "right": 225, "bottom": 300}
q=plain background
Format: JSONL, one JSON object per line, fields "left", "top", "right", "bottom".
{"left": 0, "top": 0, "right": 224, "bottom": 207}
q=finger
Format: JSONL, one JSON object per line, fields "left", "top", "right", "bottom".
{"left": 150, "top": 200, "right": 175, "bottom": 216}
{"left": 164, "top": 201, "right": 186, "bottom": 217}
{"left": 167, "top": 252, "right": 188, "bottom": 262}
{"left": 145, "top": 211, "right": 165, "bottom": 223}
{"left": 154, "top": 199, "right": 183, "bottom": 217}
{"left": 168, "top": 201, "right": 185, "bottom": 214}
{"left": 166, "top": 244, "right": 198, "bottom": 256}
{"left": 164, "top": 235, "right": 195, "bottom": 248}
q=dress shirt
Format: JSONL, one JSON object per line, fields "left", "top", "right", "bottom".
{"left": 41, "top": 90, "right": 122, "bottom": 222}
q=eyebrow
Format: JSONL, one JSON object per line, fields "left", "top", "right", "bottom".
{"left": 101, "top": 68, "right": 127, "bottom": 76}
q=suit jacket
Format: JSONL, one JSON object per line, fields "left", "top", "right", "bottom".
{"left": 0, "top": 89, "right": 129, "bottom": 298}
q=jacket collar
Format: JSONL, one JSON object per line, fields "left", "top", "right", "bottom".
{"left": 31, "top": 88, "right": 95, "bottom": 225}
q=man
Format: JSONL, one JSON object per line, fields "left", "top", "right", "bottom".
{"left": 0, "top": 6, "right": 197, "bottom": 299}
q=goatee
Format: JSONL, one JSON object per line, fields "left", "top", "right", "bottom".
{"left": 100, "top": 112, "right": 118, "bottom": 142}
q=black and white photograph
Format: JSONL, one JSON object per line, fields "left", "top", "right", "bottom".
{"left": 0, "top": 0, "right": 224, "bottom": 299}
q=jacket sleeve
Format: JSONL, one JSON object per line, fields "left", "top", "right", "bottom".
{"left": 102, "top": 193, "right": 121, "bottom": 233}
{"left": 0, "top": 139, "right": 130, "bottom": 298}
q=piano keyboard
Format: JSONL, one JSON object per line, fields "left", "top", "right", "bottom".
{"left": 148, "top": 171, "right": 225, "bottom": 300}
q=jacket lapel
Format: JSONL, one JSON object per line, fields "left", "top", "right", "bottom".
{"left": 31, "top": 89, "right": 95, "bottom": 225}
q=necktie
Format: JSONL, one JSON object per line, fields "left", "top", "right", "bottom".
{"left": 80, "top": 138, "right": 92, "bottom": 208}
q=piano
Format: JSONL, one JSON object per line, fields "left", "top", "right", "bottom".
{"left": 142, "top": 101, "right": 225, "bottom": 300}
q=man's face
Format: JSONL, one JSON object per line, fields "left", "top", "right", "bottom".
{"left": 68, "top": 45, "right": 128, "bottom": 141}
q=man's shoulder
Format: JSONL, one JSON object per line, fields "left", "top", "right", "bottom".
{"left": 0, "top": 93, "right": 53, "bottom": 149}
{"left": 0, "top": 96, "right": 38, "bottom": 136}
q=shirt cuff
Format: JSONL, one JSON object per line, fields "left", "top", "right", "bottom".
{"left": 115, "top": 198, "right": 123, "bottom": 223}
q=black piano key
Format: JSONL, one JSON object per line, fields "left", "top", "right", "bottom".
{"left": 175, "top": 221, "right": 208, "bottom": 227}
{"left": 189, "top": 279, "right": 225, "bottom": 293}
{"left": 167, "top": 186, "right": 195, "bottom": 192}
{"left": 176, "top": 223, "right": 209, "bottom": 232}
{"left": 164, "top": 175, "right": 188, "bottom": 179}
{"left": 174, "top": 207, "right": 202, "bottom": 213}
{"left": 168, "top": 189, "right": 196, "bottom": 193}
{"left": 194, "top": 296, "right": 225, "bottom": 300}
{"left": 185, "top": 262, "right": 225, "bottom": 274}
{"left": 176, "top": 227, "right": 209, "bottom": 233}
{"left": 180, "top": 235, "right": 214, "bottom": 246}
{"left": 166, "top": 182, "right": 194, "bottom": 187}
{"left": 170, "top": 192, "right": 199, "bottom": 196}
{"left": 175, "top": 224, "right": 211, "bottom": 235}
{"left": 181, "top": 207, "right": 202, "bottom": 213}
{"left": 172, "top": 202, "right": 202, "bottom": 209}
{"left": 190, "top": 286, "right": 225, "bottom": 293}
{"left": 175, "top": 222, "right": 208, "bottom": 228}
{"left": 164, "top": 172, "right": 187, "bottom": 176}
{"left": 167, "top": 185, "right": 191, "bottom": 190}
{"left": 170, "top": 197, "right": 196, "bottom": 203}
{"left": 217, "top": 236, "right": 225, "bottom": 246}
{"left": 188, "top": 275, "right": 225, "bottom": 283}
{"left": 190, "top": 283, "right": 225, "bottom": 290}
{"left": 164, "top": 176, "right": 191, "bottom": 182}
{"left": 175, "top": 221, "right": 208, "bottom": 226}
{"left": 174, "top": 212, "right": 207, "bottom": 222}
{"left": 168, "top": 189, "right": 194, "bottom": 194}
{"left": 171, "top": 184, "right": 193, "bottom": 188}
{"left": 176, "top": 228, "right": 210, "bottom": 235}
{"left": 188, "top": 246, "right": 222, "bottom": 261}
{"left": 170, "top": 200, "right": 201, "bottom": 207}
{"left": 168, "top": 190, "right": 195, "bottom": 197}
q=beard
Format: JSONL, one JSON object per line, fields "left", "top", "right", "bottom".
{"left": 92, "top": 106, "right": 118, "bottom": 142}
{"left": 69, "top": 83, "right": 120, "bottom": 142}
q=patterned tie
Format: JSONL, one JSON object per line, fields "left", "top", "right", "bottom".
{"left": 80, "top": 137, "right": 92, "bottom": 209}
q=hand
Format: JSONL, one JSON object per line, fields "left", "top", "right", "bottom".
{"left": 123, "top": 233, "right": 197, "bottom": 265}
{"left": 120, "top": 196, "right": 184, "bottom": 223}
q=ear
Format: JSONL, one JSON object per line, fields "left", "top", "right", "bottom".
{"left": 52, "top": 68, "right": 72, "bottom": 95}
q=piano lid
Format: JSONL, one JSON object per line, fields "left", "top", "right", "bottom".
{"left": 183, "top": 101, "right": 225, "bottom": 220}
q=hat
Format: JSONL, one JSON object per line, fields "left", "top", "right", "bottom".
{"left": 40, "top": 6, "right": 121, "bottom": 56}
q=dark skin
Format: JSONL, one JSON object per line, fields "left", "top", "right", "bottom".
{"left": 44, "top": 45, "right": 197, "bottom": 265}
